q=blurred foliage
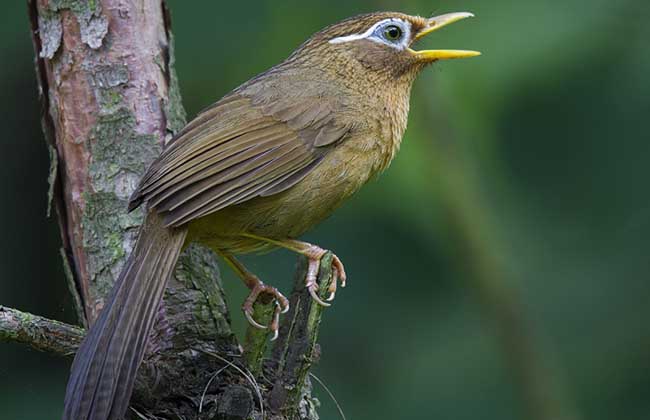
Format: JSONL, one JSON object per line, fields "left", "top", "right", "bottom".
{"left": 1, "top": 1, "right": 650, "bottom": 419}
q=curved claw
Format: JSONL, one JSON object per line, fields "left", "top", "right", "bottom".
{"left": 303, "top": 249, "right": 347, "bottom": 306}
{"left": 308, "top": 282, "right": 331, "bottom": 307}
{"left": 270, "top": 303, "right": 281, "bottom": 341}
{"left": 244, "top": 309, "right": 267, "bottom": 330}
{"left": 242, "top": 282, "right": 289, "bottom": 338}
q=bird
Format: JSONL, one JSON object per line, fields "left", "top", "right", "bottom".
{"left": 62, "top": 11, "right": 479, "bottom": 420}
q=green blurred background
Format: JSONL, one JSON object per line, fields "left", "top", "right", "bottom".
{"left": 2, "top": 0, "right": 649, "bottom": 419}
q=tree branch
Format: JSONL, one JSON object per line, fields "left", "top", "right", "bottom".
{"left": 0, "top": 306, "right": 84, "bottom": 356}
{"left": 269, "top": 253, "right": 334, "bottom": 415}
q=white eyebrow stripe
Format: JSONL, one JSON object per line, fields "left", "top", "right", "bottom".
{"left": 329, "top": 18, "right": 409, "bottom": 45}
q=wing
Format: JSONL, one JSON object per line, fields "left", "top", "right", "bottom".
{"left": 129, "top": 86, "right": 351, "bottom": 228}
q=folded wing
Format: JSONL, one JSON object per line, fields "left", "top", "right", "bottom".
{"left": 129, "top": 88, "right": 351, "bottom": 227}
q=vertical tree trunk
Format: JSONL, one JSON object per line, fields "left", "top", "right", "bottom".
{"left": 24, "top": 1, "right": 330, "bottom": 418}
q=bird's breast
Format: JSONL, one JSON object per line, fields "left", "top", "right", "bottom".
{"left": 187, "top": 130, "right": 388, "bottom": 254}
{"left": 187, "top": 80, "right": 411, "bottom": 253}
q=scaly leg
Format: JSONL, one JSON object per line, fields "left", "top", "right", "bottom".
{"left": 242, "top": 235, "right": 347, "bottom": 307}
{"left": 219, "top": 252, "right": 289, "bottom": 340}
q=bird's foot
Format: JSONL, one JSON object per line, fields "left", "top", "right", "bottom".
{"left": 236, "top": 235, "right": 348, "bottom": 308}
{"left": 242, "top": 279, "right": 289, "bottom": 341}
{"left": 301, "top": 244, "right": 347, "bottom": 307}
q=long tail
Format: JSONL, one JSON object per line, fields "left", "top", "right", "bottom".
{"left": 63, "top": 212, "right": 187, "bottom": 420}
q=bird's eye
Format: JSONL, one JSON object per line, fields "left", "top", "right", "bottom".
{"left": 383, "top": 25, "right": 403, "bottom": 42}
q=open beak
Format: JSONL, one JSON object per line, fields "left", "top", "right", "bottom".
{"left": 409, "top": 12, "right": 481, "bottom": 62}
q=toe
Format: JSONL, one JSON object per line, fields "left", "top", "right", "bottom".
{"left": 308, "top": 283, "right": 331, "bottom": 307}
{"left": 326, "top": 274, "right": 338, "bottom": 301}
{"left": 269, "top": 303, "right": 281, "bottom": 341}
{"left": 332, "top": 255, "right": 347, "bottom": 287}
{"left": 275, "top": 291, "right": 290, "bottom": 313}
{"left": 243, "top": 308, "right": 268, "bottom": 330}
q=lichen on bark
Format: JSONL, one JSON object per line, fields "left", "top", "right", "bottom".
{"left": 82, "top": 104, "right": 163, "bottom": 303}
{"left": 172, "top": 244, "right": 234, "bottom": 341}
{"left": 0, "top": 306, "right": 84, "bottom": 355}
{"left": 88, "top": 108, "right": 161, "bottom": 196}
{"left": 46, "top": 0, "right": 108, "bottom": 49}
{"left": 81, "top": 192, "right": 142, "bottom": 299}
{"left": 38, "top": 11, "right": 62, "bottom": 59}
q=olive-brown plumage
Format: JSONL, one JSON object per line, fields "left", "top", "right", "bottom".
{"left": 64, "top": 11, "right": 479, "bottom": 420}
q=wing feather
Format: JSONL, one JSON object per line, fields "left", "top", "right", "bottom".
{"left": 143, "top": 125, "right": 294, "bottom": 202}
{"left": 162, "top": 149, "right": 314, "bottom": 226}
{"left": 130, "top": 89, "right": 352, "bottom": 227}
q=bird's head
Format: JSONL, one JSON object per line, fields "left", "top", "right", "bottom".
{"left": 291, "top": 12, "right": 480, "bottom": 83}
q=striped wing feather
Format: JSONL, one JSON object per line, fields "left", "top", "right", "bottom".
{"left": 130, "top": 91, "right": 350, "bottom": 227}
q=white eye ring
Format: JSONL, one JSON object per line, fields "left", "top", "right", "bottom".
{"left": 380, "top": 24, "right": 405, "bottom": 42}
{"left": 329, "top": 18, "right": 411, "bottom": 50}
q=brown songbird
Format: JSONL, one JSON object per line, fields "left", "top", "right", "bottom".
{"left": 63, "top": 11, "right": 479, "bottom": 420}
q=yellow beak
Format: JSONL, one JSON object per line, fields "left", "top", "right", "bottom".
{"left": 409, "top": 12, "right": 481, "bottom": 62}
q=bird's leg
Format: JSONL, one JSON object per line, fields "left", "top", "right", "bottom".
{"left": 242, "top": 235, "right": 347, "bottom": 307}
{"left": 219, "top": 252, "right": 289, "bottom": 340}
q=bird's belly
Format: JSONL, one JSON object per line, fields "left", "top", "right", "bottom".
{"left": 187, "top": 142, "right": 378, "bottom": 254}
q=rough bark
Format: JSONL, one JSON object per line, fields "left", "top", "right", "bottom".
{"left": 0, "top": 305, "right": 84, "bottom": 355}
{"left": 3, "top": 1, "right": 331, "bottom": 418}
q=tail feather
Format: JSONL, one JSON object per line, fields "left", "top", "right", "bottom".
{"left": 101, "top": 239, "right": 164, "bottom": 418}
{"left": 63, "top": 212, "right": 187, "bottom": 420}
{"left": 87, "top": 240, "right": 158, "bottom": 418}
{"left": 110, "top": 239, "right": 178, "bottom": 417}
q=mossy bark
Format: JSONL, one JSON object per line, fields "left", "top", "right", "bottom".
{"left": 0, "top": 306, "right": 84, "bottom": 355}
{"left": 268, "top": 254, "right": 334, "bottom": 415}
{"left": 15, "top": 1, "right": 327, "bottom": 418}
